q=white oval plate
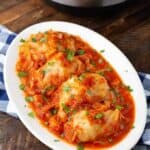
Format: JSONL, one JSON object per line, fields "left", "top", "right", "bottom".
{"left": 4, "top": 21, "right": 147, "bottom": 150}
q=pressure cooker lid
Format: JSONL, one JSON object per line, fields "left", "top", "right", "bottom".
{"left": 50, "top": 0, "right": 128, "bottom": 7}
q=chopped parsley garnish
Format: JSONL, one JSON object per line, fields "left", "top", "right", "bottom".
{"left": 42, "top": 95, "right": 48, "bottom": 101}
{"left": 20, "top": 38, "right": 25, "bottom": 42}
{"left": 98, "top": 71, "right": 105, "bottom": 76}
{"left": 90, "top": 60, "right": 96, "bottom": 66}
{"left": 77, "top": 49, "right": 85, "bottom": 55}
{"left": 70, "top": 94, "right": 75, "bottom": 98}
{"left": 48, "top": 61, "right": 55, "bottom": 66}
{"left": 40, "top": 37, "right": 47, "bottom": 42}
{"left": 18, "top": 71, "right": 28, "bottom": 77}
{"left": 115, "top": 105, "right": 123, "bottom": 110}
{"left": 65, "top": 49, "right": 75, "bottom": 61}
{"left": 86, "top": 89, "right": 93, "bottom": 96}
{"left": 42, "top": 70, "right": 46, "bottom": 75}
{"left": 61, "top": 103, "right": 70, "bottom": 113}
{"left": 54, "top": 139, "right": 59, "bottom": 142}
{"left": 86, "top": 110, "right": 89, "bottom": 116}
{"left": 63, "top": 86, "right": 71, "bottom": 92}
{"left": 25, "top": 96, "right": 34, "bottom": 103}
{"left": 110, "top": 88, "right": 120, "bottom": 97}
{"left": 72, "top": 109, "right": 77, "bottom": 114}
{"left": 44, "top": 31, "right": 48, "bottom": 34}
{"left": 28, "top": 112, "right": 34, "bottom": 118}
{"left": 95, "top": 113, "right": 104, "bottom": 119}
{"left": 112, "top": 99, "right": 116, "bottom": 104}
{"left": 126, "top": 85, "right": 133, "bottom": 92}
{"left": 43, "top": 85, "right": 56, "bottom": 93}
{"left": 32, "top": 37, "right": 37, "bottom": 42}
{"left": 19, "top": 84, "right": 25, "bottom": 90}
{"left": 78, "top": 74, "right": 85, "bottom": 81}
{"left": 50, "top": 108, "right": 57, "bottom": 115}
{"left": 132, "top": 125, "right": 135, "bottom": 129}
{"left": 100, "top": 49, "right": 105, "bottom": 53}
{"left": 106, "top": 68, "right": 113, "bottom": 72}
{"left": 42, "top": 62, "right": 56, "bottom": 74}
{"left": 77, "top": 143, "right": 84, "bottom": 150}
{"left": 42, "top": 67, "right": 50, "bottom": 75}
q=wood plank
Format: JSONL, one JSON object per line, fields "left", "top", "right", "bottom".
{"left": 99, "top": 3, "right": 150, "bottom": 38}
{"left": 112, "top": 20, "right": 150, "bottom": 72}
{"left": 42, "top": 0, "right": 150, "bottom": 38}
{"left": 0, "top": 0, "right": 42, "bottom": 25}
{"left": 0, "top": 0, "right": 24, "bottom": 11}
{"left": 5, "top": 4, "right": 57, "bottom": 32}
{"left": 0, "top": 112, "right": 50, "bottom": 150}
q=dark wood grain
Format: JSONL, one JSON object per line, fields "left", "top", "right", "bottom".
{"left": 0, "top": 0, "right": 149, "bottom": 149}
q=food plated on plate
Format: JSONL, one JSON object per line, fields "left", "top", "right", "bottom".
{"left": 4, "top": 22, "right": 146, "bottom": 150}
{"left": 16, "top": 30, "right": 135, "bottom": 149}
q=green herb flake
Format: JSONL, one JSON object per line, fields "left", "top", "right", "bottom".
{"left": 70, "top": 94, "right": 75, "bottom": 99}
{"left": 63, "top": 86, "right": 71, "bottom": 92}
{"left": 66, "top": 49, "right": 75, "bottom": 61}
{"left": 50, "top": 108, "right": 57, "bottom": 115}
{"left": 48, "top": 61, "right": 55, "bottom": 66}
{"left": 77, "top": 49, "right": 85, "bottom": 55}
{"left": 77, "top": 143, "right": 84, "bottom": 150}
{"left": 42, "top": 66, "right": 52, "bottom": 75}
{"left": 78, "top": 74, "right": 85, "bottom": 81}
{"left": 19, "top": 84, "right": 25, "bottom": 90}
{"left": 95, "top": 113, "right": 104, "bottom": 119}
{"left": 42, "top": 95, "right": 48, "bottom": 101}
{"left": 40, "top": 37, "right": 47, "bottom": 42}
{"left": 72, "top": 109, "right": 77, "bottom": 114}
{"left": 98, "top": 71, "right": 105, "bottom": 76}
{"left": 25, "top": 96, "right": 34, "bottom": 103}
{"left": 61, "top": 103, "right": 70, "bottom": 113}
{"left": 54, "top": 139, "right": 59, "bottom": 142}
{"left": 32, "top": 37, "right": 37, "bottom": 42}
{"left": 44, "top": 85, "right": 56, "bottom": 93}
{"left": 100, "top": 49, "right": 105, "bottom": 53}
{"left": 90, "top": 60, "right": 96, "bottom": 66}
{"left": 132, "top": 125, "right": 135, "bottom": 129}
{"left": 107, "top": 68, "right": 113, "bottom": 72}
{"left": 126, "top": 85, "right": 133, "bottom": 92}
{"left": 18, "top": 71, "right": 28, "bottom": 77}
{"left": 20, "top": 38, "right": 25, "bottom": 42}
{"left": 112, "top": 99, "right": 116, "bottom": 104}
{"left": 111, "top": 88, "right": 120, "bottom": 97}
{"left": 115, "top": 105, "right": 123, "bottom": 111}
{"left": 86, "top": 110, "right": 89, "bottom": 116}
{"left": 28, "top": 112, "right": 34, "bottom": 118}
{"left": 86, "top": 89, "right": 93, "bottom": 96}
{"left": 41, "top": 70, "right": 46, "bottom": 75}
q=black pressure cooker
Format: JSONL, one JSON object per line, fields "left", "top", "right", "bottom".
{"left": 49, "top": 0, "right": 128, "bottom": 7}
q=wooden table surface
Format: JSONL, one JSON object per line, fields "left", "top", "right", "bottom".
{"left": 0, "top": 0, "right": 150, "bottom": 149}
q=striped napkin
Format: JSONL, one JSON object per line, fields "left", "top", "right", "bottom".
{"left": 0, "top": 25, "right": 150, "bottom": 149}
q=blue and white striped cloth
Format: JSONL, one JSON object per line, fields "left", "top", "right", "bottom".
{"left": 0, "top": 25, "right": 150, "bottom": 149}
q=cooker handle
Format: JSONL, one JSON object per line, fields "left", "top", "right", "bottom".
{"left": 0, "top": 54, "right": 5, "bottom": 65}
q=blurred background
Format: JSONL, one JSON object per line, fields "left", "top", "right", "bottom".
{"left": 0, "top": 0, "right": 150, "bottom": 149}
